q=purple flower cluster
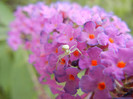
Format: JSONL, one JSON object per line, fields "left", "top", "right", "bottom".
{"left": 8, "top": 2, "right": 133, "bottom": 99}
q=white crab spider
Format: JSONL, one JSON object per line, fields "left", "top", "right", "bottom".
{"left": 56, "top": 44, "right": 82, "bottom": 68}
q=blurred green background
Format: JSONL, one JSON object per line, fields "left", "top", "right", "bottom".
{"left": 0, "top": 0, "right": 133, "bottom": 99}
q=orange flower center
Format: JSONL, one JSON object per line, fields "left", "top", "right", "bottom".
{"left": 69, "top": 74, "right": 75, "bottom": 80}
{"left": 40, "top": 53, "right": 45, "bottom": 57}
{"left": 109, "top": 38, "right": 114, "bottom": 43}
{"left": 91, "top": 60, "right": 97, "bottom": 66}
{"left": 54, "top": 24, "right": 57, "bottom": 27}
{"left": 117, "top": 61, "right": 126, "bottom": 68}
{"left": 55, "top": 48, "right": 58, "bottom": 53}
{"left": 45, "top": 61, "right": 48, "bottom": 64}
{"left": 98, "top": 82, "right": 106, "bottom": 90}
{"left": 89, "top": 34, "right": 95, "bottom": 39}
{"left": 60, "top": 58, "right": 66, "bottom": 64}
{"left": 69, "top": 37, "right": 73, "bottom": 41}
{"left": 41, "top": 23, "right": 44, "bottom": 28}
{"left": 73, "top": 50, "right": 80, "bottom": 57}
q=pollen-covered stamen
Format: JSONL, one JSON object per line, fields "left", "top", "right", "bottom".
{"left": 109, "top": 38, "right": 114, "bottom": 43}
{"left": 117, "top": 61, "right": 126, "bottom": 68}
{"left": 98, "top": 82, "right": 106, "bottom": 90}
{"left": 73, "top": 50, "right": 80, "bottom": 57}
{"left": 69, "top": 74, "right": 75, "bottom": 80}
{"left": 60, "top": 58, "right": 66, "bottom": 64}
{"left": 91, "top": 60, "right": 97, "bottom": 66}
{"left": 89, "top": 34, "right": 95, "bottom": 39}
{"left": 69, "top": 37, "right": 73, "bottom": 41}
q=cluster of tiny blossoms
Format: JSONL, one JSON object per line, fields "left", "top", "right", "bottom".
{"left": 8, "top": 2, "right": 133, "bottom": 99}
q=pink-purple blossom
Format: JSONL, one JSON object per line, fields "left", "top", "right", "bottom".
{"left": 8, "top": 2, "right": 133, "bottom": 99}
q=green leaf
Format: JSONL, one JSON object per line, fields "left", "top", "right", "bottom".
{"left": 0, "top": 44, "right": 12, "bottom": 93}
{"left": 10, "top": 49, "right": 37, "bottom": 99}
{"left": 0, "top": 1, "right": 14, "bottom": 41}
{"left": 0, "top": 27, "right": 8, "bottom": 41}
{"left": 0, "top": 1, "right": 14, "bottom": 26}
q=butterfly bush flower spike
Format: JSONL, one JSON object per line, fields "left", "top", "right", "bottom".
{"left": 8, "top": 2, "right": 133, "bottom": 99}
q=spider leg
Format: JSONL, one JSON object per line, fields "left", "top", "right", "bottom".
{"left": 56, "top": 53, "right": 66, "bottom": 69}
{"left": 70, "top": 45, "right": 76, "bottom": 50}
{"left": 71, "top": 48, "right": 83, "bottom": 56}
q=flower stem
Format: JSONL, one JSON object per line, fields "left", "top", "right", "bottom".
{"left": 24, "top": 50, "right": 50, "bottom": 99}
